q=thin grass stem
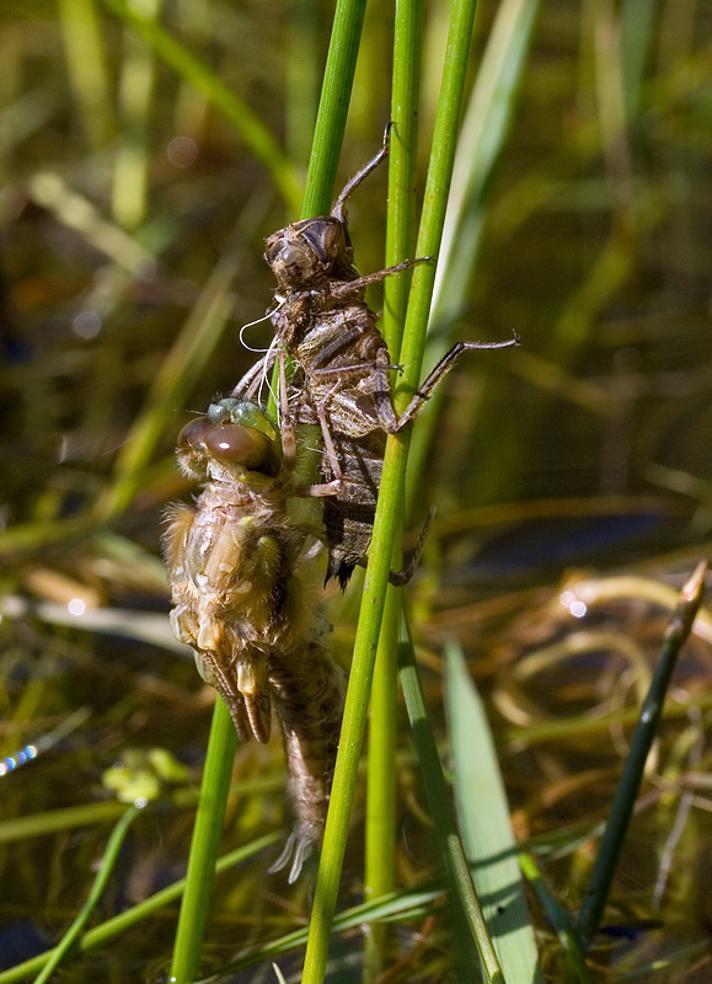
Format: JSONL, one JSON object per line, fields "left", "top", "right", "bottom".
{"left": 98, "top": 0, "right": 301, "bottom": 209}
{"left": 57, "top": 0, "right": 112, "bottom": 148}
{"left": 300, "top": 0, "right": 369, "bottom": 218}
{"left": 301, "top": 3, "right": 480, "bottom": 980}
{"left": 398, "top": 617, "right": 503, "bottom": 982}
{"left": 364, "top": 2, "right": 422, "bottom": 976}
{"left": 111, "top": 0, "right": 162, "bottom": 231}
{"left": 167, "top": 3, "right": 368, "bottom": 979}
{"left": 195, "top": 886, "right": 444, "bottom": 981}
{"left": 575, "top": 561, "right": 707, "bottom": 950}
{"left": 169, "top": 699, "right": 237, "bottom": 983}
{"left": 31, "top": 805, "right": 141, "bottom": 984}
{"left": 0, "top": 834, "right": 277, "bottom": 984}
{"left": 519, "top": 853, "right": 590, "bottom": 983}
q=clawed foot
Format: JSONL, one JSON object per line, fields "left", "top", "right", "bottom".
{"left": 269, "top": 824, "right": 321, "bottom": 884}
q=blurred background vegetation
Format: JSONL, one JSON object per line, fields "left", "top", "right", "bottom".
{"left": 1, "top": 1, "right": 711, "bottom": 981}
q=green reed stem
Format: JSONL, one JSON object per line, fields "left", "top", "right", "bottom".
{"left": 57, "top": 0, "right": 112, "bottom": 148}
{"left": 575, "top": 560, "right": 707, "bottom": 952}
{"left": 519, "top": 853, "right": 590, "bottom": 983}
{"left": 95, "top": 223, "right": 247, "bottom": 521}
{"left": 398, "top": 618, "right": 503, "bottom": 982}
{"left": 285, "top": 0, "right": 321, "bottom": 171}
{"left": 364, "top": 1, "right": 422, "bottom": 977}
{"left": 300, "top": 0, "right": 368, "bottom": 218}
{"left": 170, "top": 698, "right": 237, "bottom": 983}
{"left": 382, "top": 0, "right": 422, "bottom": 360}
{"left": 168, "top": 3, "right": 367, "bottom": 980}
{"left": 31, "top": 805, "right": 141, "bottom": 984}
{"left": 111, "top": 0, "right": 162, "bottom": 230}
{"left": 267, "top": 0, "right": 369, "bottom": 416}
{"left": 302, "top": 3, "right": 480, "bottom": 981}
{"left": 405, "top": 0, "right": 541, "bottom": 510}
{"left": 0, "top": 834, "right": 277, "bottom": 984}
{"left": 98, "top": 0, "right": 300, "bottom": 210}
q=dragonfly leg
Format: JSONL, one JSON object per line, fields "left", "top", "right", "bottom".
{"left": 326, "top": 256, "right": 431, "bottom": 302}
{"left": 331, "top": 123, "right": 391, "bottom": 222}
{"left": 395, "top": 333, "right": 520, "bottom": 431}
{"left": 388, "top": 508, "right": 435, "bottom": 586}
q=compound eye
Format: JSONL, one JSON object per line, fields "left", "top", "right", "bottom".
{"left": 275, "top": 242, "right": 310, "bottom": 272}
{"left": 301, "top": 221, "right": 342, "bottom": 264}
{"left": 177, "top": 416, "right": 211, "bottom": 450}
{"left": 204, "top": 424, "right": 279, "bottom": 475}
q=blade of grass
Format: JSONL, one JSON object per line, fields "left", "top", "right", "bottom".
{"left": 285, "top": 0, "right": 321, "bottom": 171}
{"left": 169, "top": 698, "right": 237, "bottom": 983}
{"left": 621, "top": 0, "right": 660, "bottom": 121}
{"left": 31, "top": 805, "right": 141, "bottom": 984}
{"left": 406, "top": 0, "right": 541, "bottom": 508}
{"left": 575, "top": 561, "right": 707, "bottom": 950}
{"left": 399, "top": 618, "right": 502, "bottom": 981}
{"left": 299, "top": 0, "right": 368, "bottom": 218}
{"left": 57, "top": 0, "right": 112, "bottom": 148}
{"left": 445, "top": 641, "right": 542, "bottom": 984}
{"left": 94, "top": 210, "right": 258, "bottom": 521}
{"left": 26, "top": 171, "right": 154, "bottom": 275}
{"left": 195, "top": 886, "right": 445, "bottom": 982}
{"left": 364, "top": 0, "right": 422, "bottom": 977}
{"left": 169, "top": 2, "right": 369, "bottom": 978}
{"left": 302, "top": 1, "right": 481, "bottom": 979}
{"left": 518, "top": 853, "right": 590, "bottom": 984}
{"left": 0, "top": 834, "right": 279, "bottom": 984}
{"left": 98, "top": 0, "right": 301, "bottom": 210}
{"left": 111, "top": 0, "right": 162, "bottom": 231}
{"left": 174, "top": 0, "right": 212, "bottom": 135}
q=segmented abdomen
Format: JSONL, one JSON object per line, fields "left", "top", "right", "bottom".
{"left": 267, "top": 634, "right": 345, "bottom": 883}
{"left": 321, "top": 431, "right": 384, "bottom": 587}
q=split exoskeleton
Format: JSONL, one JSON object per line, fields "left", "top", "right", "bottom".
{"left": 234, "top": 128, "right": 518, "bottom": 587}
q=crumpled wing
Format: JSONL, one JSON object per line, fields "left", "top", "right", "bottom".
{"left": 163, "top": 501, "right": 273, "bottom": 743}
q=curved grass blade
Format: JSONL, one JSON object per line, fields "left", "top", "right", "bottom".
{"left": 31, "top": 805, "right": 141, "bottom": 984}
{"left": 575, "top": 561, "right": 707, "bottom": 950}
{"left": 398, "top": 618, "right": 503, "bottom": 982}
{"left": 445, "top": 641, "right": 542, "bottom": 984}
{"left": 0, "top": 835, "right": 279, "bottom": 984}
{"left": 406, "top": 0, "right": 542, "bottom": 507}
{"left": 193, "top": 886, "right": 444, "bottom": 982}
{"left": 364, "top": 0, "right": 423, "bottom": 974}
{"left": 301, "top": 0, "right": 482, "bottom": 979}
{"left": 168, "top": 2, "right": 369, "bottom": 979}
{"left": 58, "top": 0, "right": 112, "bottom": 148}
{"left": 98, "top": 0, "right": 301, "bottom": 209}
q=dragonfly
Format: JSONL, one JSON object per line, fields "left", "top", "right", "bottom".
{"left": 235, "top": 128, "right": 518, "bottom": 587}
{"left": 163, "top": 395, "right": 344, "bottom": 881}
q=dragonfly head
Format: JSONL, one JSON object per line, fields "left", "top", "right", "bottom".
{"left": 176, "top": 399, "right": 282, "bottom": 483}
{"left": 264, "top": 216, "right": 353, "bottom": 288}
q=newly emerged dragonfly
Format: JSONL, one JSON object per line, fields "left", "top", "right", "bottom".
{"left": 236, "top": 129, "right": 518, "bottom": 587}
{"left": 163, "top": 397, "right": 344, "bottom": 881}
